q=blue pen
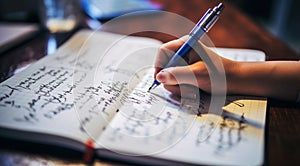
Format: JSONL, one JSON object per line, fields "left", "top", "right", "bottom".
{"left": 148, "top": 3, "right": 224, "bottom": 92}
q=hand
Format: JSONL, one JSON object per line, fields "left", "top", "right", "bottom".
{"left": 154, "top": 36, "right": 237, "bottom": 98}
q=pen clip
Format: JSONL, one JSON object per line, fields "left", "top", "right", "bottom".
{"left": 190, "top": 3, "right": 224, "bottom": 35}
{"left": 201, "top": 12, "right": 219, "bottom": 32}
{"left": 203, "top": 3, "right": 224, "bottom": 31}
{"left": 189, "top": 9, "right": 212, "bottom": 35}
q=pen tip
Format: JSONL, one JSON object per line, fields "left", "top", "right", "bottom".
{"left": 147, "top": 86, "right": 152, "bottom": 92}
{"left": 148, "top": 82, "right": 157, "bottom": 92}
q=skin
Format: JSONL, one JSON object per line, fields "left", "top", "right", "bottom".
{"left": 154, "top": 37, "right": 300, "bottom": 102}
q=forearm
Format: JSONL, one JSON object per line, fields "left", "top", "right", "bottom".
{"left": 228, "top": 61, "right": 300, "bottom": 101}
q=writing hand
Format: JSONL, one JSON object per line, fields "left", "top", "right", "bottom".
{"left": 154, "top": 36, "right": 236, "bottom": 98}
{"left": 154, "top": 37, "right": 300, "bottom": 102}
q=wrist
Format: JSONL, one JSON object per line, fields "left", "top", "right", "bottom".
{"left": 224, "top": 60, "right": 241, "bottom": 94}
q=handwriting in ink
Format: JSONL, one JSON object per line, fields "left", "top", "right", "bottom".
{"left": 0, "top": 85, "right": 22, "bottom": 107}
{"left": 0, "top": 66, "right": 87, "bottom": 124}
{"left": 195, "top": 115, "right": 247, "bottom": 155}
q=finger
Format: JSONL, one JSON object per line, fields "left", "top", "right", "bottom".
{"left": 164, "top": 84, "right": 200, "bottom": 99}
{"left": 162, "top": 37, "right": 209, "bottom": 65}
{"left": 156, "top": 63, "right": 207, "bottom": 87}
{"left": 154, "top": 37, "right": 188, "bottom": 76}
{"left": 154, "top": 37, "right": 208, "bottom": 77}
{"left": 187, "top": 41, "right": 209, "bottom": 64}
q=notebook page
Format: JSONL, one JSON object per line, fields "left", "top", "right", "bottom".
{"left": 98, "top": 48, "right": 267, "bottom": 165}
{"left": 0, "top": 30, "right": 161, "bottom": 143}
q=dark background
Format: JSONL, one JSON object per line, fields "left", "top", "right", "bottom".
{"left": 230, "top": 0, "right": 300, "bottom": 54}
{"left": 0, "top": 0, "right": 299, "bottom": 54}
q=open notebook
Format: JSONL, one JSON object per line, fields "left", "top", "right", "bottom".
{"left": 0, "top": 30, "right": 267, "bottom": 165}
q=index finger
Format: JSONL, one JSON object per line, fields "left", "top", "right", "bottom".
{"left": 154, "top": 37, "right": 187, "bottom": 77}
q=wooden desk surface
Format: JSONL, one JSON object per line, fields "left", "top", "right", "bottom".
{"left": 0, "top": 0, "right": 299, "bottom": 165}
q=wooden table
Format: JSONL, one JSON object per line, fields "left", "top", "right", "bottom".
{"left": 0, "top": 0, "right": 299, "bottom": 165}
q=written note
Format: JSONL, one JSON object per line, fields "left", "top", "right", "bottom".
{"left": 0, "top": 66, "right": 84, "bottom": 122}
{"left": 0, "top": 30, "right": 267, "bottom": 166}
{"left": 0, "top": 30, "right": 162, "bottom": 142}
{"left": 99, "top": 91, "right": 266, "bottom": 165}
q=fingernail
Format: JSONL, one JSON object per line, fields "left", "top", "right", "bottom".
{"left": 156, "top": 70, "right": 167, "bottom": 83}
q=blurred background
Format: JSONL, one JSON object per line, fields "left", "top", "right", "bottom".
{"left": 230, "top": 0, "right": 300, "bottom": 54}
{"left": 0, "top": 0, "right": 299, "bottom": 54}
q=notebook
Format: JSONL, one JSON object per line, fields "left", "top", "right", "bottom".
{"left": 0, "top": 30, "right": 267, "bottom": 165}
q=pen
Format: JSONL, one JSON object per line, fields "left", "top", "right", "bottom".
{"left": 148, "top": 2, "right": 224, "bottom": 92}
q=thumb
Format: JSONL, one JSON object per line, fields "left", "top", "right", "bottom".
{"left": 156, "top": 65, "right": 202, "bottom": 87}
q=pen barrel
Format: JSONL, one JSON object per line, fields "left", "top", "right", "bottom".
{"left": 165, "top": 37, "right": 198, "bottom": 68}
{"left": 189, "top": 26, "right": 206, "bottom": 41}
{"left": 151, "top": 3, "right": 223, "bottom": 88}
